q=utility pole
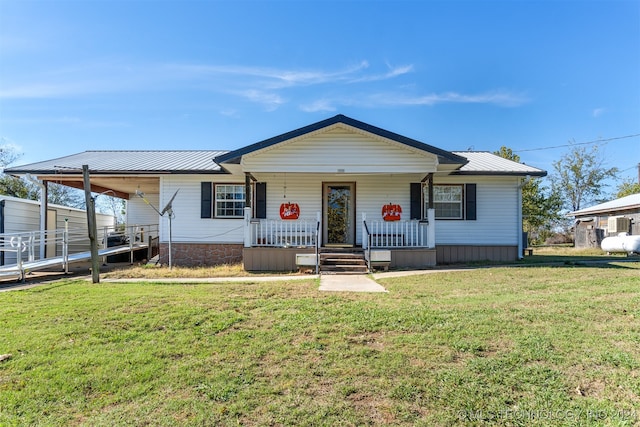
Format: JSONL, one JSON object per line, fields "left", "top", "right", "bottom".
{"left": 82, "top": 165, "right": 100, "bottom": 283}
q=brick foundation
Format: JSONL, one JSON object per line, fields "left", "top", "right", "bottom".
{"left": 159, "top": 243, "right": 244, "bottom": 267}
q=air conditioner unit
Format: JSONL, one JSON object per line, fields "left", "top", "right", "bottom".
{"left": 608, "top": 217, "right": 630, "bottom": 233}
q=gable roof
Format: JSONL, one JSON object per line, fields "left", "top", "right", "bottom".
{"left": 451, "top": 151, "right": 547, "bottom": 177}
{"left": 4, "top": 150, "right": 228, "bottom": 175}
{"left": 569, "top": 193, "right": 640, "bottom": 216}
{"left": 214, "top": 114, "right": 468, "bottom": 166}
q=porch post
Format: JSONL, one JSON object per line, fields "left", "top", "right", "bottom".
{"left": 427, "top": 173, "right": 434, "bottom": 213}
{"left": 244, "top": 173, "right": 252, "bottom": 208}
{"left": 427, "top": 208, "right": 436, "bottom": 249}
{"left": 243, "top": 207, "right": 252, "bottom": 248}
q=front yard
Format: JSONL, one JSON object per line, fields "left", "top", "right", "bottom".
{"left": 0, "top": 261, "right": 638, "bottom": 426}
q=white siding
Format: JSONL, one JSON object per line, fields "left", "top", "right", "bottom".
{"left": 127, "top": 193, "right": 160, "bottom": 240}
{"left": 150, "top": 174, "right": 522, "bottom": 248}
{"left": 433, "top": 177, "right": 520, "bottom": 245}
{"left": 242, "top": 126, "right": 439, "bottom": 174}
{"left": 160, "top": 174, "right": 247, "bottom": 244}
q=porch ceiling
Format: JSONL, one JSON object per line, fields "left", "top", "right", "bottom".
{"left": 33, "top": 174, "right": 159, "bottom": 200}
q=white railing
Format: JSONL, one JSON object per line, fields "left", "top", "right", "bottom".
{"left": 362, "top": 211, "right": 435, "bottom": 249}
{"left": 249, "top": 218, "right": 319, "bottom": 248}
{"left": 0, "top": 224, "right": 159, "bottom": 278}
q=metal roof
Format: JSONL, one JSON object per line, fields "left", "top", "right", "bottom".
{"left": 451, "top": 151, "right": 547, "bottom": 176}
{"left": 4, "top": 150, "right": 228, "bottom": 175}
{"left": 569, "top": 193, "right": 640, "bottom": 216}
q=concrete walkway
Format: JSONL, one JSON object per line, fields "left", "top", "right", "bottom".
{"left": 319, "top": 274, "right": 388, "bottom": 293}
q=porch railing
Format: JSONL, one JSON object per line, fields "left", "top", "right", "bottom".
{"left": 248, "top": 218, "right": 319, "bottom": 248}
{"left": 362, "top": 210, "right": 435, "bottom": 249}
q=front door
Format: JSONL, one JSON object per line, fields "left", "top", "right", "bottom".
{"left": 323, "top": 183, "right": 355, "bottom": 246}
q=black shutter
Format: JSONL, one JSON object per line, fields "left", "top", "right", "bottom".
{"left": 410, "top": 183, "right": 422, "bottom": 220}
{"left": 201, "top": 182, "right": 212, "bottom": 218}
{"left": 255, "top": 182, "right": 267, "bottom": 219}
{"left": 465, "top": 183, "right": 477, "bottom": 220}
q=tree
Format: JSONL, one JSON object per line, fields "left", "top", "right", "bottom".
{"left": 1, "top": 143, "right": 84, "bottom": 208}
{"left": 97, "top": 195, "right": 126, "bottom": 224}
{"left": 551, "top": 144, "right": 618, "bottom": 212}
{"left": 494, "top": 146, "right": 563, "bottom": 244}
{"left": 47, "top": 182, "right": 84, "bottom": 208}
{"left": 0, "top": 143, "right": 35, "bottom": 198}
{"left": 616, "top": 178, "right": 640, "bottom": 198}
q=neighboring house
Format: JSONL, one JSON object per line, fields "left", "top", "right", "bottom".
{"left": 569, "top": 193, "right": 640, "bottom": 249}
{"left": 0, "top": 195, "right": 115, "bottom": 265}
{"left": 5, "top": 114, "right": 546, "bottom": 270}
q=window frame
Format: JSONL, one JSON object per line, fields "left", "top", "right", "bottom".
{"left": 424, "top": 184, "right": 464, "bottom": 220}
{"left": 213, "top": 183, "right": 246, "bottom": 219}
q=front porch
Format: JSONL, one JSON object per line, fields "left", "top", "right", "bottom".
{"left": 242, "top": 209, "right": 437, "bottom": 272}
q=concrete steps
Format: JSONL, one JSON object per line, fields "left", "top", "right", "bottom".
{"left": 319, "top": 248, "right": 368, "bottom": 274}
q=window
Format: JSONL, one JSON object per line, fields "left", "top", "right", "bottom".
{"left": 425, "top": 185, "right": 463, "bottom": 219}
{"left": 215, "top": 184, "right": 245, "bottom": 218}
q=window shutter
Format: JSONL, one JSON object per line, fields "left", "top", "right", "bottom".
{"left": 255, "top": 182, "right": 267, "bottom": 219}
{"left": 465, "top": 183, "right": 477, "bottom": 220}
{"left": 410, "top": 183, "right": 422, "bottom": 220}
{"left": 201, "top": 182, "right": 212, "bottom": 218}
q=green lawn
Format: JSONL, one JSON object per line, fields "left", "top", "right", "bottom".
{"left": 1, "top": 263, "right": 639, "bottom": 426}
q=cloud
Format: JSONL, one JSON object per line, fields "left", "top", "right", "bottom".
{"left": 592, "top": 108, "right": 605, "bottom": 118}
{"left": 300, "top": 90, "right": 529, "bottom": 111}
{"left": 300, "top": 99, "right": 337, "bottom": 113}
{"left": 0, "top": 59, "right": 526, "bottom": 113}
{"left": 236, "top": 89, "right": 286, "bottom": 111}
{"left": 348, "top": 63, "right": 414, "bottom": 83}
{"left": 368, "top": 90, "right": 529, "bottom": 107}
{"left": 0, "top": 60, "right": 409, "bottom": 103}
{"left": 167, "top": 61, "right": 374, "bottom": 89}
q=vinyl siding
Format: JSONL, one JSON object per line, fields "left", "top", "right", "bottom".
{"left": 126, "top": 194, "right": 160, "bottom": 240}
{"left": 433, "top": 177, "right": 520, "bottom": 245}
{"left": 160, "top": 174, "right": 247, "bottom": 244}
{"left": 242, "top": 127, "right": 439, "bottom": 174}
{"left": 152, "top": 174, "right": 522, "bottom": 247}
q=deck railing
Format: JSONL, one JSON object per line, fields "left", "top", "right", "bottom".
{"left": 249, "top": 218, "right": 319, "bottom": 247}
{"left": 0, "top": 224, "right": 159, "bottom": 279}
{"left": 362, "top": 210, "right": 435, "bottom": 249}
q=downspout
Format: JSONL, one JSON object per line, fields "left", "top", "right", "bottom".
{"left": 26, "top": 174, "right": 47, "bottom": 260}
{"left": 0, "top": 200, "right": 5, "bottom": 265}
{"left": 517, "top": 175, "right": 531, "bottom": 260}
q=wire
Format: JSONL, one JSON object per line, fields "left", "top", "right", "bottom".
{"left": 173, "top": 225, "right": 244, "bottom": 240}
{"left": 513, "top": 133, "right": 640, "bottom": 153}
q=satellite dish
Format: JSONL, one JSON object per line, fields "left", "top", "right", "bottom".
{"left": 160, "top": 189, "right": 179, "bottom": 216}
{"left": 134, "top": 188, "right": 180, "bottom": 269}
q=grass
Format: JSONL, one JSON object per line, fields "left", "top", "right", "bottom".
{"left": 101, "top": 247, "right": 637, "bottom": 279}
{"left": 102, "top": 262, "right": 293, "bottom": 279}
{"left": 1, "top": 262, "right": 639, "bottom": 426}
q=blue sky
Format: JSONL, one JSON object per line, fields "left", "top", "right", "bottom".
{"left": 1, "top": 0, "right": 639, "bottom": 191}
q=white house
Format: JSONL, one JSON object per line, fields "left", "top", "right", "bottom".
{"left": 5, "top": 115, "right": 546, "bottom": 271}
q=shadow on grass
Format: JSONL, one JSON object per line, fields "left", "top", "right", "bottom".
{"left": 452, "top": 254, "right": 639, "bottom": 271}
{"left": 516, "top": 255, "right": 639, "bottom": 270}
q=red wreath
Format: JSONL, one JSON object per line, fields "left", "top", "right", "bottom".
{"left": 280, "top": 202, "right": 300, "bottom": 220}
{"left": 382, "top": 203, "right": 402, "bottom": 221}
